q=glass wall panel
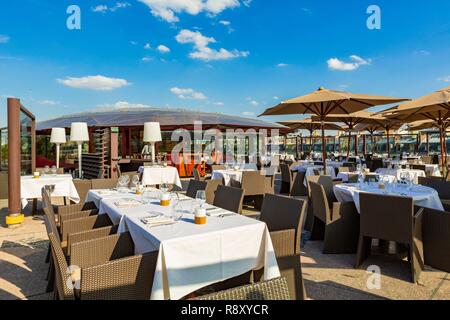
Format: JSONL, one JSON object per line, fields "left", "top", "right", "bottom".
{"left": 20, "top": 110, "right": 33, "bottom": 175}
{"left": 0, "top": 129, "right": 7, "bottom": 171}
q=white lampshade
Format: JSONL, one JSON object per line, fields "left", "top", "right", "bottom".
{"left": 143, "top": 122, "right": 162, "bottom": 142}
{"left": 70, "top": 122, "right": 89, "bottom": 142}
{"left": 50, "top": 128, "right": 66, "bottom": 144}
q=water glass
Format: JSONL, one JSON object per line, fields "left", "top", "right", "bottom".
{"left": 44, "top": 165, "right": 50, "bottom": 175}
{"left": 51, "top": 165, "right": 57, "bottom": 175}
{"left": 196, "top": 190, "right": 206, "bottom": 207}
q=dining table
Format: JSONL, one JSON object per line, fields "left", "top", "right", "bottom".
{"left": 211, "top": 168, "right": 257, "bottom": 186}
{"left": 20, "top": 174, "right": 80, "bottom": 208}
{"left": 88, "top": 188, "right": 280, "bottom": 300}
{"left": 375, "top": 168, "right": 426, "bottom": 184}
{"left": 334, "top": 183, "right": 444, "bottom": 213}
{"left": 138, "top": 166, "right": 182, "bottom": 189}
{"left": 291, "top": 164, "right": 337, "bottom": 186}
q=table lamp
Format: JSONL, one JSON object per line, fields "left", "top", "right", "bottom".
{"left": 70, "top": 122, "right": 89, "bottom": 178}
{"left": 143, "top": 122, "right": 162, "bottom": 164}
{"left": 50, "top": 128, "right": 66, "bottom": 168}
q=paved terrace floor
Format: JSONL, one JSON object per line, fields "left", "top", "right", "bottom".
{"left": 0, "top": 177, "right": 448, "bottom": 300}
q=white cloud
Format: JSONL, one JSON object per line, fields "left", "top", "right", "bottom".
{"left": 144, "top": 43, "right": 151, "bottom": 49}
{"left": 214, "top": 102, "right": 224, "bottom": 106}
{"left": 414, "top": 50, "right": 431, "bottom": 56}
{"left": 57, "top": 75, "right": 130, "bottom": 91}
{"left": 170, "top": 87, "right": 207, "bottom": 100}
{"left": 130, "top": 40, "right": 138, "bottom": 45}
{"left": 176, "top": 29, "right": 248, "bottom": 61}
{"left": 219, "top": 20, "right": 231, "bottom": 26}
{"left": 157, "top": 44, "right": 171, "bottom": 53}
{"left": 273, "top": 96, "right": 279, "bottom": 100}
{"left": 138, "top": 0, "right": 240, "bottom": 23}
{"left": 92, "top": 2, "right": 131, "bottom": 13}
{"left": 277, "top": 63, "right": 288, "bottom": 68}
{"left": 242, "top": 111, "right": 255, "bottom": 116}
{"left": 242, "top": 0, "right": 252, "bottom": 7}
{"left": 250, "top": 100, "right": 259, "bottom": 107}
{"left": 0, "top": 35, "right": 10, "bottom": 43}
{"left": 438, "top": 76, "right": 450, "bottom": 83}
{"left": 327, "top": 55, "right": 371, "bottom": 71}
{"left": 301, "top": 8, "right": 312, "bottom": 15}
{"left": 38, "top": 100, "right": 58, "bottom": 106}
{"left": 141, "top": 56, "right": 153, "bottom": 62}
{"left": 95, "top": 101, "right": 152, "bottom": 111}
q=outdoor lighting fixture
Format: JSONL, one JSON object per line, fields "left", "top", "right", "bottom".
{"left": 50, "top": 127, "right": 66, "bottom": 168}
{"left": 70, "top": 122, "right": 89, "bottom": 179}
{"left": 143, "top": 122, "right": 162, "bottom": 164}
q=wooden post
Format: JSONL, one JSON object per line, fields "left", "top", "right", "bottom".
{"left": 362, "top": 134, "right": 366, "bottom": 156}
{"left": 6, "top": 98, "right": 24, "bottom": 227}
{"left": 354, "top": 134, "right": 358, "bottom": 156}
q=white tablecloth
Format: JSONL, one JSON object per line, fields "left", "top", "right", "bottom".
{"left": 211, "top": 169, "right": 256, "bottom": 186}
{"left": 292, "top": 165, "right": 336, "bottom": 186}
{"left": 86, "top": 189, "right": 138, "bottom": 208}
{"left": 20, "top": 174, "right": 80, "bottom": 208}
{"left": 139, "top": 166, "right": 182, "bottom": 188}
{"left": 375, "top": 168, "right": 426, "bottom": 184}
{"left": 96, "top": 193, "right": 280, "bottom": 300}
{"left": 334, "top": 183, "right": 444, "bottom": 213}
{"left": 383, "top": 161, "right": 441, "bottom": 177}
{"left": 336, "top": 172, "right": 396, "bottom": 183}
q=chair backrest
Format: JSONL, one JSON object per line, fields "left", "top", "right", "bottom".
{"left": 418, "top": 176, "right": 450, "bottom": 199}
{"left": 41, "top": 188, "right": 60, "bottom": 239}
{"left": 410, "top": 164, "right": 426, "bottom": 172}
{"left": 193, "top": 167, "right": 202, "bottom": 180}
{"left": 48, "top": 233, "right": 76, "bottom": 300}
{"left": 290, "top": 171, "right": 307, "bottom": 197}
{"left": 0, "top": 172, "right": 8, "bottom": 199}
{"left": 280, "top": 164, "right": 292, "bottom": 184}
{"left": 260, "top": 194, "right": 307, "bottom": 255}
{"left": 421, "top": 208, "right": 450, "bottom": 272}
{"left": 73, "top": 180, "right": 93, "bottom": 204}
{"left": 343, "top": 162, "right": 356, "bottom": 169}
{"left": 241, "top": 171, "right": 272, "bottom": 196}
{"left": 338, "top": 167, "right": 350, "bottom": 173}
{"left": 213, "top": 185, "right": 245, "bottom": 214}
{"left": 186, "top": 179, "right": 207, "bottom": 199}
{"left": 309, "top": 181, "right": 331, "bottom": 224}
{"left": 421, "top": 156, "right": 432, "bottom": 165}
{"left": 370, "top": 159, "right": 384, "bottom": 172}
{"left": 211, "top": 165, "right": 226, "bottom": 171}
{"left": 205, "top": 179, "right": 223, "bottom": 204}
{"left": 196, "top": 277, "right": 291, "bottom": 300}
{"left": 92, "top": 178, "right": 119, "bottom": 190}
{"left": 359, "top": 193, "right": 413, "bottom": 244}
{"left": 307, "top": 175, "right": 335, "bottom": 204}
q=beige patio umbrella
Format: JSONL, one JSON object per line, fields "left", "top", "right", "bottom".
{"left": 408, "top": 119, "right": 450, "bottom": 131}
{"left": 277, "top": 118, "right": 343, "bottom": 151}
{"left": 311, "top": 111, "right": 388, "bottom": 157}
{"left": 259, "top": 87, "right": 409, "bottom": 171}
{"left": 383, "top": 86, "right": 450, "bottom": 170}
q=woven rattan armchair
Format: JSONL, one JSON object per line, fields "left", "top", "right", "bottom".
{"left": 309, "top": 180, "right": 359, "bottom": 254}
{"left": 356, "top": 193, "right": 424, "bottom": 283}
{"left": 49, "top": 232, "right": 158, "bottom": 300}
{"left": 213, "top": 185, "right": 245, "bottom": 214}
{"left": 186, "top": 179, "right": 207, "bottom": 199}
{"left": 257, "top": 194, "right": 308, "bottom": 300}
{"left": 195, "top": 277, "right": 291, "bottom": 300}
{"left": 279, "top": 164, "right": 293, "bottom": 194}
{"left": 205, "top": 179, "right": 223, "bottom": 205}
{"left": 240, "top": 171, "right": 274, "bottom": 210}
{"left": 91, "top": 178, "right": 119, "bottom": 190}
{"left": 418, "top": 177, "right": 450, "bottom": 211}
{"left": 290, "top": 171, "right": 307, "bottom": 197}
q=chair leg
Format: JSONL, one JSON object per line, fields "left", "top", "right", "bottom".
{"left": 45, "top": 245, "right": 51, "bottom": 263}
{"left": 309, "top": 217, "right": 325, "bottom": 241}
{"left": 355, "top": 235, "right": 372, "bottom": 268}
{"left": 410, "top": 243, "right": 424, "bottom": 284}
{"left": 280, "top": 181, "right": 290, "bottom": 194}
{"left": 46, "top": 255, "right": 55, "bottom": 293}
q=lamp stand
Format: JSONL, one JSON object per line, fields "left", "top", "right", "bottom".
{"left": 150, "top": 142, "right": 156, "bottom": 164}
{"left": 77, "top": 142, "right": 82, "bottom": 179}
{"left": 56, "top": 143, "right": 60, "bottom": 168}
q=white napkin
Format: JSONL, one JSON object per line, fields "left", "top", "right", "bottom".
{"left": 141, "top": 214, "right": 175, "bottom": 227}
{"left": 114, "top": 198, "right": 142, "bottom": 208}
{"left": 206, "top": 207, "right": 232, "bottom": 217}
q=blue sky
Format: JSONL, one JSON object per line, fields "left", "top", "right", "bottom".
{"left": 0, "top": 0, "right": 449, "bottom": 128}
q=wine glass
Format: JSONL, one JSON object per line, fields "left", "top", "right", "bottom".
{"left": 195, "top": 190, "right": 206, "bottom": 208}
{"left": 170, "top": 199, "right": 184, "bottom": 221}
{"left": 160, "top": 181, "right": 170, "bottom": 193}
{"left": 44, "top": 165, "right": 50, "bottom": 175}
{"left": 130, "top": 175, "right": 140, "bottom": 189}
{"left": 51, "top": 165, "right": 58, "bottom": 175}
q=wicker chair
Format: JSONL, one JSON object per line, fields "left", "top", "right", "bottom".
{"left": 410, "top": 164, "right": 426, "bottom": 173}
{"left": 290, "top": 171, "right": 307, "bottom": 197}
{"left": 279, "top": 164, "right": 293, "bottom": 194}
{"left": 240, "top": 171, "right": 274, "bottom": 210}
{"left": 342, "top": 162, "right": 357, "bottom": 171}
{"left": 186, "top": 179, "right": 207, "bottom": 199}
{"left": 213, "top": 185, "right": 245, "bottom": 214}
{"left": 257, "top": 194, "right": 307, "bottom": 300}
{"left": 195, "top": 277, "right": 291, "bottom": 300}
{"left": 205, "top": 179, "right": 223, "bottom": 205}
{"left": 49, "top": 232, "right": 158, "bottom": 300}
{"left": 309, "top": 180, "right": 359, "bottom": 253}
{"left": 73, "top": 180, "right": 93, "bottom": 205}
{"left": 356, "top": 193, "right": 424, "bottom": 283}
{"left": 91, "top": 178, "right": 119, "bottom": 190}
{"left": 418, "top": 177, "right": 450, "bottom": 211}
{"left": 417, "top": 208, "right": 450, "bottom": 273}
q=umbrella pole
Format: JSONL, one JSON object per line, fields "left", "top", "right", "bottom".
{"left": 371, "top": 134, "right": 375, "bottom": 155}
{"left": 354, "top": 134, "right": 358, "bottom": 156}
{"left": 321, "top": 121, "right": 327, "bottom": 172}
{"left": 347, "top": 132, "right": 351, "bottom": 157}
{"left": 439, "top": 124, "right": 446, "bottom": 174}
{"left": 386, "top": 129, "right": 390, "bottom": 158}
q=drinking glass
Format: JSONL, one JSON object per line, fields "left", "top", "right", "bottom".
{"left": 131, "top": 175, "right": 140, "bottom": 189}
{"left": 170, "top": 199, "right": 184, "bottom": 221}
{"left": 196, "top": 190, "right": 206, "bottom": 207}
{"left": 44, "top": 165, "right": 50, "bottom": 175}
{"left": 160, "top": 182, "right": 170, "bottom": 193}
{"left": 51, "top": 165, "right": 57, "bottom": 175}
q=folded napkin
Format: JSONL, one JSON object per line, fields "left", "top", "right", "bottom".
{"left": 114, "top": 198, "right": 142, "bottom": 208}
{"left": 141, "top": 214, "right": 175, "bottom": 227}
{"left": 206, "top": 207, "right": 232, "bottom": 217}
{"left": 97, "top": 190, "right": 117, "bottom": 195}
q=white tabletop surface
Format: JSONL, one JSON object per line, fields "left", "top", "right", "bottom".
{"left": 93, "top": 190, "right": 280, "bottom": 300}
{"left": 211, "top": 168, "right": 256, "bottom": 186}
{"left": 375, "top": 168, "right": 426, "bottom": 184}
{"left": 20, "top": 174, "right": 79, "bottom": 207}
{"left": 334, "top": 183, "right": 443, "bottom": 213}
{"left": 138, "top": 166, "right": 182, "bottom": 188}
